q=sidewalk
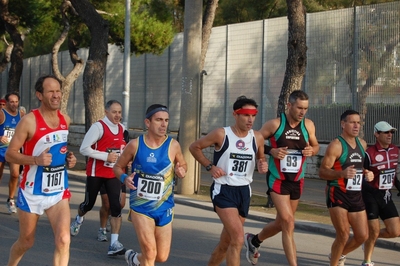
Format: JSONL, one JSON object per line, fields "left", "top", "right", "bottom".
{"left": 67, "top": 145, "right": 400, "bottom": 251}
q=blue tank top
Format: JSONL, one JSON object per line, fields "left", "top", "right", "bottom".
{"left": 0, "top": 109, "right": 21, "bottom": 151}
{"left": 130, "top": 135, "right": 175, "bottom": 212}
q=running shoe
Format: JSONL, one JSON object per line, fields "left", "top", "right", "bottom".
{"left": 70, "top": 216, "right": 84, "bottom": 236}
{"left": 328, "top": 253, "right": 346, "bottom": 266}
{"left": 244, "top": 233, "right": 260, "bottom": 265}
{"left": 97, "top": 229, "right": 108, "bottom": 242}
{"left": 108, "top": 240, "right": 124, "bottom": 256}
{"left": 361, "top": 262, "right": 374, "bottom": 266}
{"left": 125, "top": 249, "right": 139, "bottom": 266}
{"left": 106, "top": 215, "right": 111, "bottom": 232}
{"left": 6, "top": 198, "right": 17, "bottom": 213}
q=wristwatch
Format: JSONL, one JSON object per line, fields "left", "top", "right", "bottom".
{"left": 205, "top": 163, "right": 213, "bottom": 171}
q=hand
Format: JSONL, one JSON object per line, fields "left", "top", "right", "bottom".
{"left": 342, "top": 165, "right": 357, "bottom": 179}
{"left": 124, "top": 172, "right": 136, "bottom": 190}
{"left": 66, "top": 151, "right": 77, "bottom": 168}
{"left": 36, "top": 148, "right": 52, "bottom": 166}
{"left": 174, "top": 162, "right": 186, "bottom": 179}
{"left": 271, "top": 146, "right": 288, "bottom": 160}
{"left": 257, "top": 158, "right": 268, "bottom": 174}
{"left": 302, "top": 143, "right": 314, "bottom": 157}
{"left": 0, "top": 135, "right": 9, "bottom": 144}
{"left": 363, "top": 169, "right": 374, "bottom": 182}
{"left": 107, "top": 152, "right": 119, "bottom": 163}
{"left": 209, "top": 165, "right": 227, "bottom": 179}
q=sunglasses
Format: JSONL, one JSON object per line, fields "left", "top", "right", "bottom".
{"left": 378, "top": 130, "right": 395, "bottom": 134}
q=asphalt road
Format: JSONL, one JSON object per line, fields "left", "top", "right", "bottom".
{"left": 0, "top": 170, "right": 399, "bottom": 266}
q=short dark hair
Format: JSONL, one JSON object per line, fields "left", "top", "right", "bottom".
{"left": 5, "top": 91, "right": 20, "bottom": 101}
{"left": 105, "top": 100, "right": 122, "bottom": 110}
{"left": 288, "top": 90, "right": 309, "bottom": 104}
{"left": 340, "top": 109, "right": 359, "bottom": 121}
{"left": 145, "top": 104, "right": 168, "bottom": 119}
{"left": 233, "top": 96, "right": 258, "bottom": 110}
{"left": 34, "top": 75, "right": 62, "bottom": 93}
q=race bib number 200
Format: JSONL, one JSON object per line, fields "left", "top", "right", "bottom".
{"left": 137, "top": 173, "right": 165, "bottom": 201}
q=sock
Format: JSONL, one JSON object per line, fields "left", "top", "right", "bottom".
{"left": 111, "top": 234, "right": 118, "bottom": 245}
{"left": 100, "top": 227, "right": 106, "bottom": 232}
{"left": 251, "top": 234, "right": 263, "bottom": 248}
{"left": 76, "top": 215, "right": 84, "bottom": 223}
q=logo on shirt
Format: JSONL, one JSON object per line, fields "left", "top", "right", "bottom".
{"left": 349, "top": 152, "right": 362, "bottom": 163}
{"left": 374, "top": 154, "right": 384, "bottom": 162}
{"left": 285, "top": 129, "right": 301, "bottom": 140}
{"left": 236, "top": 140, "right": 248, "bottom": 151}
{"left": 147, "top": 152, "right": 157, "bottom": 163}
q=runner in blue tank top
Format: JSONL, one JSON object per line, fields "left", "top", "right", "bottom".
{"left": 0, "top": 92, "right": 25, "bottom": 213}
{"left": 114, "top": 104, "right": 187, "bottom": 266}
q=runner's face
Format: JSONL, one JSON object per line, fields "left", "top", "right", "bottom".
{"left": 105, "top": 103, "right": 122, "bottom": 124}
{"left": 6, "top": 94, "right": 19, "bottom": 113}
{"left": 288, "top": 99, "right": 308, "bottom": 122}
{"left": 146, "top": 111, "right": 169, "bottom": 137}
{"left": 235, "top": 105, "right": 257, "bottom": 131}
{"left": 38, "top": 78, "right": 62, "bottom": 110}
{"left": 341, "top": 114, "right": 360, "bottom": 137}
{"left": 375, "top": 130, "right": 394, "bottom": 148}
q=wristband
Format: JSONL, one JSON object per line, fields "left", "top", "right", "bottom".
{"left": 120, "top": 173, "right": 128, "bottom": 183}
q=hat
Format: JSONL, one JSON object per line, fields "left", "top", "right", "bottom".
{"left": 0, "top": 99, "right": 5, "bottom": 104}
{"left": 374, "top": 121, "right": 397, "bottom": 133}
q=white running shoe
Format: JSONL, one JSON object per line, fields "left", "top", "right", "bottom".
{"left": 97, "top": 229, "right": 108, "bottom": 242}
{"left": 7, "top": 199, "right": 17, "bottom": 213}
{"left": 244, "top": 233, "right": 260, "bottom": 265}
{"left": 70, "top": 216, "right": 84, "bottom": 236}
{"left": 108, "top": 240, "right": 124, "bottom": 256}
{"left": 361, "top": 262, "right": 374, "bottom": 266}
{"left": 125, "top": 249, "right": 139, "bottom": 266}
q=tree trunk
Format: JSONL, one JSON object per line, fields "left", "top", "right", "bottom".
{"left": 201, "top": 0, "right": 219, "bottom": 70}
{"left": 0, "top": 0, "right": 23, "bottom": 93}
{"left": 70, "top": 0, "right": 109, "bottom": 130}
{"left": 277, "top": 0, "right": 307, "bottom": 116}
{"left": 52, "top": 0, "right": 84, "bottom": 115}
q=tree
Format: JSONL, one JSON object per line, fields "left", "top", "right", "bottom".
{"left": 276, "top": 0, "right": 307, "bottom": 115}
{"left": 52, "top": 0, "right": 84, "bottom": 115}
{"left": 69, "top": 0, "right": 108, "bottom": 129}
{"left": 0, "top": 0, "right": 23, "bottom": 93}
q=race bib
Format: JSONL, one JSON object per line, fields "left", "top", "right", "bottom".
{"left": 346, "top": 169, "right": 363, "bottom": 191}
{"left": 137, "top": 173, "right": 164, "bottom": 201}
{"left": 378, "top": 169, "right": 396, "bottom": 190}
{"left": 104, "top": 147, "right": 123, "bottom": 168}
{"left": 4, "top": 127, "right": 15, "bottom": 142}
{"left": 41, "top": 165, "right": 65, "bottom": 193}
{"left": 228, "top": 153, "right": 253, "bottom": 178}
{"left": 280, "top": 149, "right": 303, "bottom": 173}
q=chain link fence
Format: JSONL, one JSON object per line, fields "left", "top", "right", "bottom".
{"left": 1, "top": 2, "right": 399, "bottom": 144}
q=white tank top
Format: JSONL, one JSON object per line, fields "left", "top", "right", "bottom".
{"left": 213, "top": 127, "right": 257, "bottom": 186}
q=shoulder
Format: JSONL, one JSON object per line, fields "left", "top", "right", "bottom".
{"left": 304, "top": 118, "right": 316, "bottom": 129}
{"left": 259, "top": 117, "right": 280, "bottom": 137}
{"left": 358, "top": 138, "right": 368, "bottom": 149}
{"left": 59, "top": 111, "right": 71, "bottom": 125}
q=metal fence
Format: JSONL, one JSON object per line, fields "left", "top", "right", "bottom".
{"left": 1, "top": 2, "right": 399, "bottom": 144}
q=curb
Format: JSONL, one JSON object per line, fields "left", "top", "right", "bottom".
{"left": 67, "top": 170, "right": 400, "bottom": 252}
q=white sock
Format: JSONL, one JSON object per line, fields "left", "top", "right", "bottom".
{"left": 76, "top": 215, "right": 84, "bottom": 223}
{"left": 111, "top": 234, "right": 118, "bottom": 245}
